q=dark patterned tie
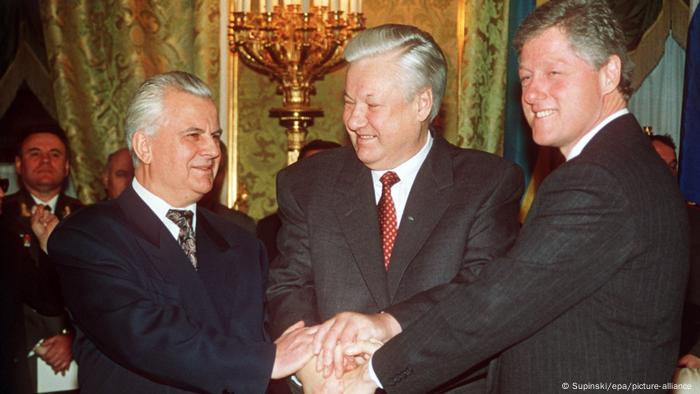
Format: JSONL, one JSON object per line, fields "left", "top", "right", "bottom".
{"left": 378, "top": 171, "right": 400, "bottom": 270}
{"left": 166, "top": 209, "right": 198, "bottom": 270}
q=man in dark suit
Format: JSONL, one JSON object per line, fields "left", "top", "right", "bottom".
{"left": 341, "top": 1, "right": 689, "bottom": 393}
{"left": 48, "top": 71, "right": 317, "bottom": 393}
{"left": 266, "top": 24, "right": 524, "bottom": 392}
{"left": 1, "top": 127, "right": 82, "bottom": 393}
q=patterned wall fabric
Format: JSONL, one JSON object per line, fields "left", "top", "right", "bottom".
{"left": 456, "top": 0, "right": 508, "bottom": 154}
{"left": 38, "top": 1, "right": 507, "bottom": 214}
{"left": 237, "top": 0, "right": 508, "bottom": 219}
{"left": 40, "top": 1, "right": 220, "bottom": 203}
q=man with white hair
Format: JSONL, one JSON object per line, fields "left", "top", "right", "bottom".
{"left": 267, "top": 24, "right": 524, "bottom": 392}
{"left": 342, "top": 1, "right": 688, "bottom": 393}
{"left": 49, "top": 71, "right": 317, "bottom": 393}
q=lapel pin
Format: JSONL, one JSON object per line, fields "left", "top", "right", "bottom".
{"left": 407, "top": 216, "right": 415, "bottom": 222}
{"left": 21, "top": 233, "right": 32, "bottom": 248}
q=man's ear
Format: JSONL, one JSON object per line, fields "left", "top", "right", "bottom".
{"left": 132, "top": 131, "right": 153, "bottom": 165}
{"left": 415, "top": 88, "right": 433, "bottom": 123}
{"left": 14, "top": 155, "right": 21, "bottom": 175}
{"left": 600, "top": 54, "right": 622, "bottom": 95}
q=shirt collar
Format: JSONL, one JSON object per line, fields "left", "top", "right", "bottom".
{"left": 132, "top": 178, "right": 197, "bottom": 230}
{"left": 371, "top": 132, "right": 433, "bottom": 183}
{"left": 30, "top": 193, "right": 59, "bottom": 212}
{"left": 567, "top": 108, "right": 629, "bottom": 161}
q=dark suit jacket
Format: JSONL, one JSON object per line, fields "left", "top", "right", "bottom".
{"left": 48, "top": 185, "right": 275, "bottom": 394}
{"left": 0, "top": 215, "right": 64, "bottom": 394}
{"left": 267, "top": 136, "right": 523, "bottom": 391}
{"left": 682, "top": 204, "right": 700, "bottom": 356}
{"left": 1, "top": 188, "right": 82, "bottom": 393}
{"left": 372, "top": 114, "right": 689, "bottom": 393}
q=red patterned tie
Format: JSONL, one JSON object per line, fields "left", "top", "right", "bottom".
{"left": 378, "top": 171, "right": 400, "bottom": 270}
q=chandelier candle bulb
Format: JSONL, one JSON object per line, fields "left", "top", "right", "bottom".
{"left": 229, "top": 0, "right": 364, "bottom": 163}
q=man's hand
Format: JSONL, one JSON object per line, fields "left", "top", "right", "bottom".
{"left": 38, "top": 334, "right": 73, "bottom": 374}
{"left": 272, "top": 321, "right": 319, "bottom": 379}
{"left": 341, "top": 340, "right": 383, "bottom": 394}
{"left": 312, "top": 312, "right": 401, "bottom": 377}
{"left": 30, "top": 204, "right": 59, "bottom": 253}
{"left": 679, "top": 353, "right": 700, "bottom": 368}
{"left": 297, "top": 356, "right": 344, "bottom": 394}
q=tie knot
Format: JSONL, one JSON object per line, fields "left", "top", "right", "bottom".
{"left": 380, "top": 171, "right": 400, "bottom": 188}
{"left": 166, "top": 209, "right": 194, "bottom": 230}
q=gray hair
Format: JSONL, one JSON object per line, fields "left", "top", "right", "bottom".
{"left": 124, "top": 71, "right": 213, "bottom": 165}
{"left": 344, "top": 24, "right": 447, "bottom": 123}
{"left": 514, "top": 0, "right": 633, "bottom": 99}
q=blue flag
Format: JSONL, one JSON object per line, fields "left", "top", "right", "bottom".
{"left": 680, "top": 2, "right": 700, "bottom": 204}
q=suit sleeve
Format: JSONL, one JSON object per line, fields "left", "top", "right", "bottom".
{"left": 266, "top": 169, "right": 321, "bottom": 338}
{"left": 373, "top": 163, "right": 636, "bottom": 393}
{"left": 384, "top": 162, "right": 524, "bottom": 328}
{"left": 48, "top": 221, "right": 275, "bottom": 394}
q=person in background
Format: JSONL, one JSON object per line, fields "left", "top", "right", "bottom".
{"left": 267, "top": 24, "right": 523, "bottom": 393}
{"left": 649, "top": 135, "right": 700, "bottom": 370}
{"left": 47, "top": 71, "right": 316, "bottom": 393}
{"left": 340, "top": 1, "right": 689, "bottom": 393}
{"left": 1, "top": 127, "right": 82, "bottom": 393}
{"left": 650, "top": 134, "right": 679, "bottom": 177}
{"left": 256, "top": 139, "right": 342, "bottom": 262}
{"left": 198, "top": 141, "right": 256, "bottom": 234}
{"left": 102, "top": 147, "right": 134, "bottom": 200}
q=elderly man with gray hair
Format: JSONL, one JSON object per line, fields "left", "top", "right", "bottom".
{"left": 267, "top": 24, "right": 523, "bottom": 392}
{"left": 48, "top": 71, "right": 318, "bottom": 394}
{"left": 340, "top": 1, "right": 689, "bottom": 393}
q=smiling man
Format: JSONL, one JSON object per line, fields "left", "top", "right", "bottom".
{"left": 47, "top": 71, "right": 317, "bottom": 393}
{"left": 341, "top": 1, "right": 690, "bottom": 393}
{"left": 267, "top": 24, "right": 523, "bottom": 393}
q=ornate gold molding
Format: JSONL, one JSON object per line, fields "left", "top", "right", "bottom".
{"left": 226, "top": 0, "right": 239, "bottom": 209}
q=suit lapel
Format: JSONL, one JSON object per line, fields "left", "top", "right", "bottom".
{"left": 194, "top": 210, "right": 236, "bottom": 326}
{"left": 333, "top": 155, "right": 390, "bottom": 308}
{"left": 117, "top": 186, "right": 220, "bottom": 325}
{"left": 387, "top": 138, "right": 453, "bottom": 299}
{"left": 15, "top": 190, "right": 40, "bottom": 261}
{"left": 55, "top": 194, "right": 76, "bottom": 220}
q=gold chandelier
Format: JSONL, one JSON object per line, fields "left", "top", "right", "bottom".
{"left": 229, "top": 0, "right": 365, "bottom": 164}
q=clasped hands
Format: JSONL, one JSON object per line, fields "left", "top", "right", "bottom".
{"left": 273, "top": 311, "right": 402, "bottom": 393}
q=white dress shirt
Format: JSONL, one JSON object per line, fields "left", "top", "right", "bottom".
{"left": 371, "top": 133, "right": 433, "bottom": 227}
{"left": 366, "top": 133, "right": 433, "bottom": 388}
{"left": 31, "top": 193, "right": 59, "bottom": 212}
{"left": 132, "top": 178, "right": 197, "bottom": 241}
{"left": 566, "top": 108, "right": 629, "bottom": 161}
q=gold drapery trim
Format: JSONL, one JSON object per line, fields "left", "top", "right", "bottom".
{"left": 628, "top": 1, "right": 671, "bottom": 90}
{"left": 456, "top": 0, "right": 466, "bottom": 137}
{"left": 227, "top": 52, "right": 239, "bottom": 208}
{"left": 628, "top": 0, "right": 690, "bottom": 90}
{"left": 0, "top": 41, "right": 57, "bottom": 120}
{"left": 671, "top": 0, "right": 690, "bottom": 49}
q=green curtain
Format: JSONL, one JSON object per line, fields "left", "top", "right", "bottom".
{"left": 40, "top": 0, "right": 220, "bottom": 203}
{"left": 456, "top": 0, "right": 509, "bottom": 154}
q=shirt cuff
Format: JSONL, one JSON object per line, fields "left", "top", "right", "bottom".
{"left": 368, "top": 355, "right": 384, "bottom": 389}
